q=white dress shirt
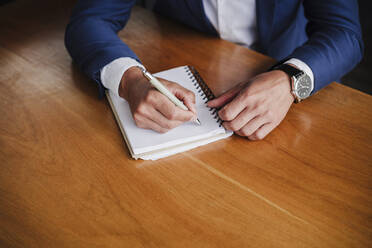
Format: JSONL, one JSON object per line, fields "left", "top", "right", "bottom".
{"left": 101, "top": 0, "right": 314, "bottom": 95}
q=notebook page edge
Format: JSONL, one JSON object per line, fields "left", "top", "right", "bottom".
{"left": 137, "top": 131, "right": 233, "bottom": 160}
{"left": 106, "top": 91, "right": 136, "bottom": 159}
{"left": 133, "top": 127, "right": 228, "bottom": 154}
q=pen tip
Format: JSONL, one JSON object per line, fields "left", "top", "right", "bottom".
{"left": 196, "top": 118, "right": 201, "bottom": 125}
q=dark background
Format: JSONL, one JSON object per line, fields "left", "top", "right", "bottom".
{"left": 341, "top": 0, "right": 371, "bottom": 95}
{"left": 1, "top": 0, "right": 370, "bottom": 95}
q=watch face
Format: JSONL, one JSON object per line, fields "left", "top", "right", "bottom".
{"left": 295, "top": 75, "right": 312, "bottom": 99}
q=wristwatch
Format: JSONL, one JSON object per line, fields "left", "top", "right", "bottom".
{"left": 272, "top": 64, "right": 313, "bottom": 103}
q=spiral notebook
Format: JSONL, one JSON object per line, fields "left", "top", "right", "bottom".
{"left": 106, "top": 66, "right": 233, "bottom": 160}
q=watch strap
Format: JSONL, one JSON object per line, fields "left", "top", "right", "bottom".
{"left": 271, "top": 63, "right": 303, "bottom": 79}
{"left": 270, "top": 63, "right": 303, "bottom": 103}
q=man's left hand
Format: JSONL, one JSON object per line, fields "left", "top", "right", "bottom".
{"left": 207, "top": 70, "right": 294, "bottom": 140}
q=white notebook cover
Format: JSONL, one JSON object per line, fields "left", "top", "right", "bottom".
{"left": 106, "top": 66, "right": 233, "bottom": 160}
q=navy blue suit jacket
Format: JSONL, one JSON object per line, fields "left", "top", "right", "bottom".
{"left": 65, "top": 0, "right": 363, "bottom": 94}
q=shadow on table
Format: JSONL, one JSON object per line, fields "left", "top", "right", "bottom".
{"left": 70, "top": 62, "right": 103, "bottom": 100}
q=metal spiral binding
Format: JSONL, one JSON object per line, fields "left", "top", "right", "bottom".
{"left": 185, "top": 66, "right": 223, "bottom": 127}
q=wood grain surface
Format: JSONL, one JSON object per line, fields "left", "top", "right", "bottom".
{"left": 0, "top": 1, "right": 371, "bottom": 247}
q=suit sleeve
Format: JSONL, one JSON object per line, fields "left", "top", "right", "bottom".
{"left": 64, "top": 0, "right": 138, "bottom": 86}
{"left": 289, "top": 0, "right": 364, "bottom": 93}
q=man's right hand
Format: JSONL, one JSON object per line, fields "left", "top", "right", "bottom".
{"left": 118, "top": 67, "right": 197, "bottom": 133}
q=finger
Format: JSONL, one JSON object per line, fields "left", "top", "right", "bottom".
{"left": 248, "top": 122, "right": 276, "bottom": 140}
{"left": 158, "top": 78, "right": 197, "bottom": 115}
{"left": 218, "top": 91, "right": 249, "bottom": 121}
{"left": 222, "top": 107, "right": 258, "bottom": 131}
{"left": 236, "top": 115, "right": 268, "bottom": 137}
{"left": 152, "top": 92, "right": 195, "bottom": 122}
{"left": 146, "top": 107, "right": 183, "bottom": 130}
{"left": 179, "top": 93, "right": 197, "bottom": 114}
{"left": 165, "top": 81, "right": 195, "bottom": 104}
{"left": 171, "top": 84, "right": 197, "bottom": 114}
{"left": 207, "top": 82, "right": 245, "bottom": 108}
{"left": 133, "top": 113, "right": 169, "bottom": 133}
{"left": 159, "top": 78, "right": 196, "bottom": 115}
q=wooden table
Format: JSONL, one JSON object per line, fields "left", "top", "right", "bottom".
{"left": 1, "top": 1, "right": 371, "bottom": 247}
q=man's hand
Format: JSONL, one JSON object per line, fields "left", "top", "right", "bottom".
{"left": 119, "top": 67, "right": 197, "bottom": 133}
{"left": 208, "top": 70, "right": 295, "bottom": 140}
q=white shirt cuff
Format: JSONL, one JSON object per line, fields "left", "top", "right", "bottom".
{"left": 284, "top": 58, "right": 314, "bottom": 92}
{"left": 100, "top": 57, "right": 144, "bottom": 96}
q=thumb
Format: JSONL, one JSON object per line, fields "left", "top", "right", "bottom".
{"left": 207, "top": 82, "right": 245, "bottom": 108}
